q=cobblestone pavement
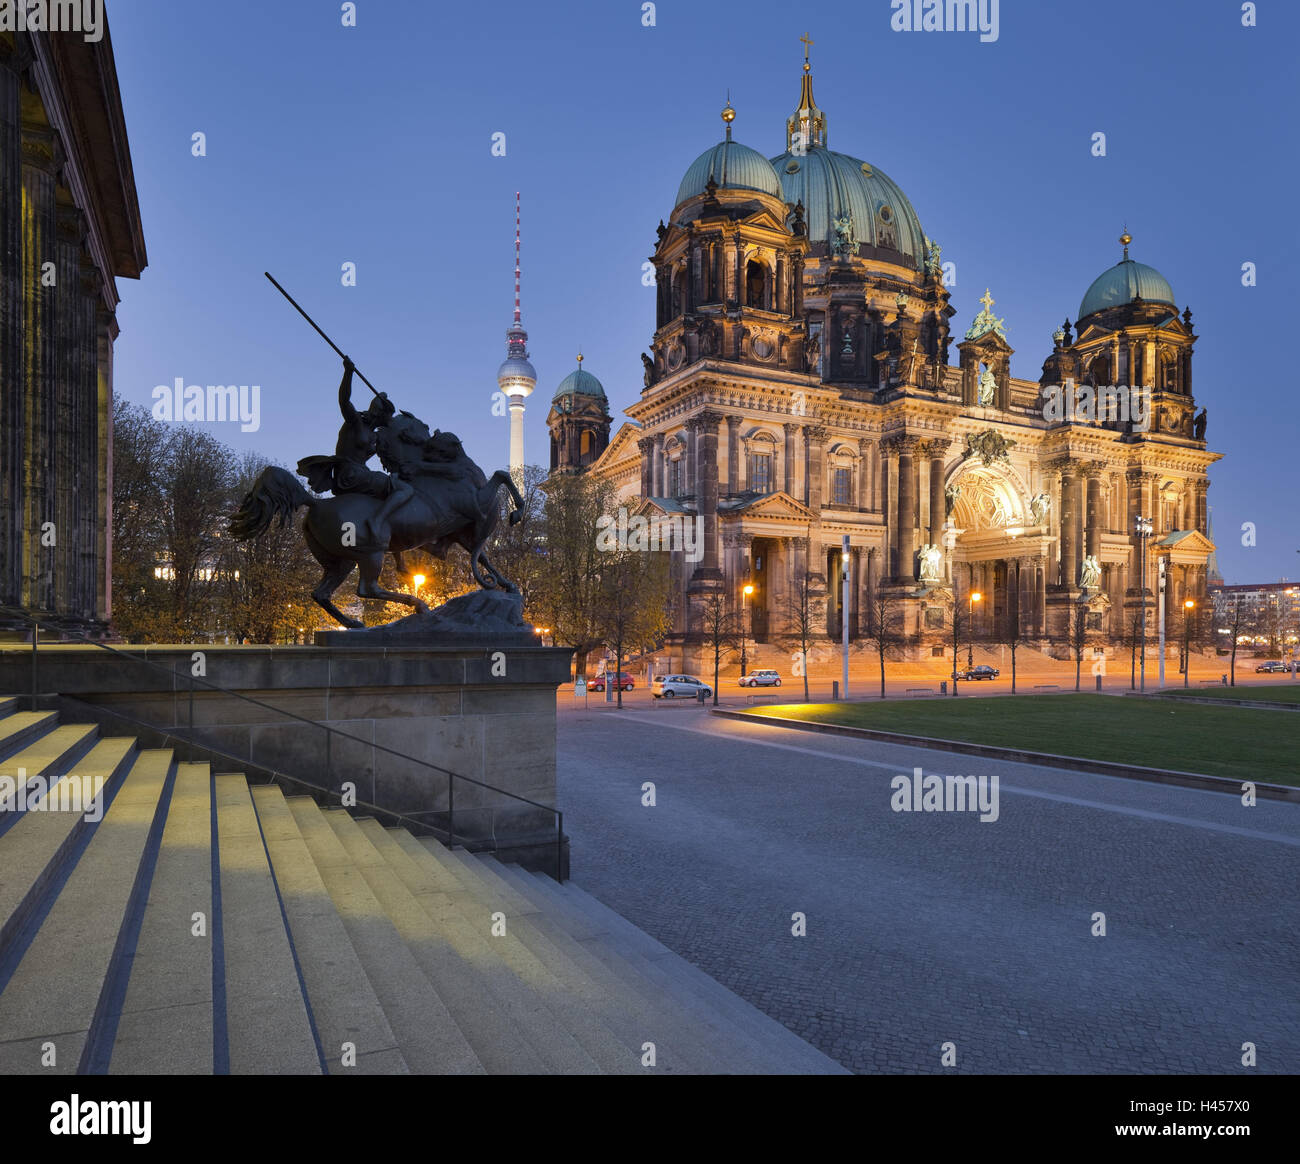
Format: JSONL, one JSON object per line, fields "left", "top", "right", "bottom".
{"left": 557, "top": 704, "right": 1300, "bottom": 1074}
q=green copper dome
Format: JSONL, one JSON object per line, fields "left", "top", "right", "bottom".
{"left": 552, "top": 365, "right": 607, "bottom": 404}
{"left": 676, "top": 138, "right": 784, "bottom": 206}
{"left": 1079, "top": 238, "right": 1175, "bottom": 319}
{"left": 769, "top": 146, "right": 926, "bottom": 269}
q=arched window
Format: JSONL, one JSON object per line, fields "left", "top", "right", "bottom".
{"left": 746, "top": 261, "right": 766, "bottom": 310}
{"left": 580, "top": 430, "right": 593, "bottom": 458}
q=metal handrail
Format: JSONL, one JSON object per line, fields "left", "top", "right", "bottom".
{"left": 1, "top": 606, "right": 565, "bottom": 879}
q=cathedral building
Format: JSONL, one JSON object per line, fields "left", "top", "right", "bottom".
{"left": 553, "top": 51, "right": 1219, "bottom": 670}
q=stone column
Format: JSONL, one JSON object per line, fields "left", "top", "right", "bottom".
{"left": 1058, "top": 460, "right": 1082, "bottom": 589}
{"left": 783, "top": 422, "right": 798, "bottom": 497}
{"left": 895, "top": 436, "right": 919, "bottom": 582}
{"left": 726, "top": 415, "right": 742, "bottom": 494}
{"left": 1084, "top": 464, "right": 1103, "bottom": 561}
{"left": 692, "top": 411, "right": 722, "bottom": 576}
{"left": 652, "top": 432, "right": 665, "bottom": 497}
{"left": 21, "top": 122, "right": 59, "bottom": 614}
{"left": 637, "top": 437, "right": 654, "bottom": 497}
{"left": 685, "top": 421, "right": 697, "bottom": 497}
{"left": 857, "top": 438, "right": 872, "bottom": 510}
{"left": 881, "top": 438, "right": 899, "bottom": 580}
{"left": 803, "top": 424, "right": 827, "bottom": 512}
{"left": 0, "top": 48, "right": 22, "bottom": 615}
{"left": 923, "top": 439, "right": 949, "bottom": 549}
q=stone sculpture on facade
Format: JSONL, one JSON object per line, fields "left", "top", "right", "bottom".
{"left": 919, "top": 543, "right": 944, "bottom": 583}
{"left": 1079, "top": 554, "right": 1101, "bottom": 591}
{"left": 1029, "top": 492, "right": 1051, "bottom": 526}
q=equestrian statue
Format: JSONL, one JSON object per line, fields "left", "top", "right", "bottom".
{"left": 229, "top": 276, "right": 524, "bottom": 629}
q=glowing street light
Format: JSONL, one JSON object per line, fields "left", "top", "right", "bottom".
{"left": 968, "top": 591, "right": 982, "bottom": 668}
{"left": 1183, "top": 598, "right": 1195, "bottom": 687}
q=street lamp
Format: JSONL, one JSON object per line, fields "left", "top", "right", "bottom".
{"left": 1183, "top": 598, "right": 1195, "bottom": 687}
{"left": 1134, "top": 516, "right": 1153, "bottom": 691}
{"left": 968, "top": 591, "right": 982, "bottom": 668}
{"left": 740, "top": 583, "right": 754, "bottom": 677}
{"left": 412, "top": 572, "right": 426, "bottom": 594}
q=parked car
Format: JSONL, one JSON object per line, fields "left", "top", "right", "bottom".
{"left": 955, "top": 664, "right": 1000, "bottom": 681}
{"left": 1255, "top": 660, "right": 1291, "bottom": 673}
{"left": 739, "top": 669, "right": 782, "bottom": 688}
{"left": 589, "top": 672, "right": 635, "bottom": 692}
{"left": 652, "top": 674, "right": 713, "bottom": 699}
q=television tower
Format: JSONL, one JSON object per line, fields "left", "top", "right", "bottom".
{"left": 496, "top": 192, "right": 536, "bottom": 482}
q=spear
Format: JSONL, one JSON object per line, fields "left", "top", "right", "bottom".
{"left": 264, "top": 271, "right": 380, "bottom": 396}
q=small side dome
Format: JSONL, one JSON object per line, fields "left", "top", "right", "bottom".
{"left": 675, "top": 138, "right": 783, "bottom": 206}
{"left": 552, "top": 363, "right": 607, "bottom": 405}
{"left": 1079, "top": 234, "right": 1176, "bottom": 320}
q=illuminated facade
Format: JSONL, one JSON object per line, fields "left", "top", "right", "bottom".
{"left": 564, "top": 50, "right": 1220, "bottom": 669}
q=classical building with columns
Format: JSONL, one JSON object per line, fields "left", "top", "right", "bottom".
{"left": 556, "top": 53, "right": 1219, "bottom": 670}
{"left": 0, "top": 23, "right": 147, "bottom": 633}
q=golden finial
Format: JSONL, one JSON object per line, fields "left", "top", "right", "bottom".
{"left": 800, "top": 32, "right": 814, "bottom": 71}
{"left": 576, "top": 352, "right": 584, "bottom": 365}
{"left": 1120, "top": 227, "right": 1132, "bottom": 260}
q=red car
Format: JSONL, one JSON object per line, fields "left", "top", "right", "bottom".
{"left": 589, "top": 672, "right": 635, "bottom": 692}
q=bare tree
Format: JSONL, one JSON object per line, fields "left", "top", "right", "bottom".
{"left": 534, "top": 473, "right": 619, "bottom": 679}
{"left": 1000, "top": 567, "right": 1026, "bottom": 694}
{"left": 861, "top": 588, "right": 899, "bottom": 699}
{"left": 597, "top": 545, "right": 673, "bottom": 709}
{"left": 698, "top": 589, "right": 740, "bottom": 706}
{"left": 1067, "top": 601, "right": 1091, "bottom": 691}
{"left": 779, "top": 568, "right": 819, "bottom": 702}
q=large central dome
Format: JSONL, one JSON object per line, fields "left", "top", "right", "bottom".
{"left": 768, "top": 57, "right": 926, "bottom": 269}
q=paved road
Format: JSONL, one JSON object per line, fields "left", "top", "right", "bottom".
{"left": 556, "top": 703, "right": 1300, "bottom": 1074}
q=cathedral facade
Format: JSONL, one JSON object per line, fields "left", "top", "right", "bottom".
{"left": 551, "top": 55, "right": 1219, "bottom": 671}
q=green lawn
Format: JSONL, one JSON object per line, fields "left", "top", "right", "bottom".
{"left": 1160, "top": 685, "right": 1300, "bottom": 706}
{"left": 742, "top": 694, "right": 1300, "bottom": 785}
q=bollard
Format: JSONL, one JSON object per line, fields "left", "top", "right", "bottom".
{"left": 1095, "top": 674, "right": 1102, "bottom": 692}
{"left": 697, "top": 687, "right": 706, "bottom": 705}
{"left": 940, "top": 680, "right": 947, "bottom": 696}
{"left": 832, "top": 680, "right": 839, "bottom": 701}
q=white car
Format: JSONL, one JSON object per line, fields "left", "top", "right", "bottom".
{"left": 652, "top": 674, "right": 713, "bottom": 699}
{"left": 739, "top": 669, "right": 782, "bottom": 688}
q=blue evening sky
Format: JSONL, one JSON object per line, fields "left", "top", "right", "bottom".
{"left": 105, "top": 0, "right": 1296, "bottom": 583}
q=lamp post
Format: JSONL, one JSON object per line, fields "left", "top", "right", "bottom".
{"left": 1183, "top": 598, "right": 1195, "bottom": 687}
{"left": 740, "top": 583, "right": 754, "bottom": 677}
{"left": 967, "top": 591, "right": 982, "bottom": 669}
{"left": 1134, "top": 516, "right": 1153, "bottom": 691}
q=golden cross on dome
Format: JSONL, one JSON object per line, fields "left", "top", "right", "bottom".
{"left": 800, "top": 32, "right": 814, "bottom": 68}
{"left": 980, "top": 288, "right": 995, "bottom": 314}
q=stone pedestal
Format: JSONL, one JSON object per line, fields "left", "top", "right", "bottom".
{"left": 0, "top": 637, "right": 573, "bottom": 874}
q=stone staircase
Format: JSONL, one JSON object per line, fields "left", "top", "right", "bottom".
{"left": 0, "top": 697, "right": 845, "bottom": 1075}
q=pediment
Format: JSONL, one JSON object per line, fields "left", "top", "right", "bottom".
{"left": 722, "top": 490, "right": 818, "bottom": 521}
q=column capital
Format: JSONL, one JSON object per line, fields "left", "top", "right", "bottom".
{"left": 803, "top": 423, "right": 829, "bottom": 445}
{"left": 919, "top": 437, "right": 951, "bottom": 458}
{"left": 1080, "top": 461, "right": 1106, "bottom": 480}
{"left": 857, "top": 436, "right": 873, "bottom": 454}
{"left": 726, "top": 413, "right": 743, "bottom": 431}
{"left": 637, "top": 436, "right": 655, "bottom": 454}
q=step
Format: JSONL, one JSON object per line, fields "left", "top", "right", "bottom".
{"left": 0, "top": 696, "right": 18, "bottom": 717}
{"left": 360, "top": 822, "right": 638, "bottom": 1075}
{"left": 0, "top": 749, "right": 173, "bottom": 1074}
{"left": 106, "top": 762, "right": 214, "bottom": 1074}
{"left": 475, "top": 852, "right": 769, "bottom": 1075}
{"left": 325, "top": 812, "right": 595, "bottom": 1074}
{"left": 485, "top": 856, "right": 789, "bottom": 1074}
{"left": 0, "top": 710, "right": 59, "bottom": 764}
{"left": 0, "top": 737, "right": 136, "bottom": 960}
{"left": 250, "top": 786, "right": 408, "bottom": 1075}
{"left": 285, "top": 797, "right": 484, "bottom": 1075}
{"left": 214, "top": 773, "right": 322, "bottom": 1075}
{"left": 524, "top": 869, "right": 847, "bottom": 1074}
{"left": 449, "top": 848, "right": 738, "bottom": 1074}
{"left": 0, "top": 723, "right": 99, "bottom": 840}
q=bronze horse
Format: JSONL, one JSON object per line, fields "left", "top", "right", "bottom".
{"left": 230, "top": 429, "right": 523, "bottom": 629}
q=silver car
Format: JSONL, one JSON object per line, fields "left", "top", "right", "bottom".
{"left": 739, "top": 669, "right": 782, "bottom": 688}
{"left": 652, "top": 674, "right": 713, "bottom": 699}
